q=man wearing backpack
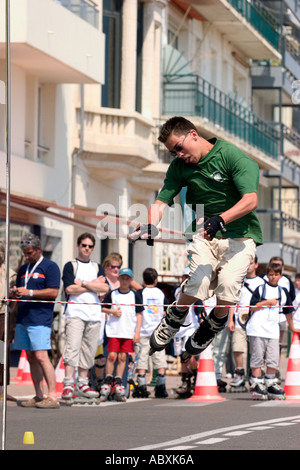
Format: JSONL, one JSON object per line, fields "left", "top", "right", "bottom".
{"left": 61, "top": 233, "right": 109, "bottom": 401}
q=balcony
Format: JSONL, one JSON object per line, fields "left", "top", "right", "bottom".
{"left": 78, "top": 108, "right": 167, "bottom": 187}
{"left": 284, "top": 35, "right": 300, "bottom": 79}
{"left": 256, "top": 209, "right": 300, "bottom": 267}
{"left": 59, "top": 0, "right": 99, "bottom": 28}
{"left": 0, "top": 0, "right": 104, "bottom": 84}
{"left": 190, "top": 0, "right": 281, "bottom": 59}
{"left": 252, "top": 64, "right": 295, "bottom": 100}
{"left": 163, "top": 73, "right": 280, "bottom": 162}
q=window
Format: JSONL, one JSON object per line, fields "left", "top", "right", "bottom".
{"left": 102, "top": 0, "right": 122, "bottom": 108}
{"left": 135, "top": 1, "right": 143, "bottom": 113}
{"left": 25, "top": 78, "right": 55, "bottom": 165}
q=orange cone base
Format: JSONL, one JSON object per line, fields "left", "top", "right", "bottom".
{"left": 186, "top": 346, "right": 226, "bottom": 402}
{"left": 284, "top": 386, "right": 300, "bottom": 401}
{"left": 284, "top": 333, "right": 300, "bottom": 400}
{"left": 56, "top": 383, "right": 64, "bottom": 394}
{"left": 187, "top": 392, "right": 226, "bottom": 402}
{"left": 11, "top": 350, "right": 27, "bottom": 382}
{"left": 55, "top": 356, "right": 65, "bottom": 395}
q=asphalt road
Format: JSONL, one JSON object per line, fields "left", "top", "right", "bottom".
{"left": 2, "top": 387, "right": 300, "bottom": 454}
{"left": 2, "top": 354, "right": 299, "bottom": 457}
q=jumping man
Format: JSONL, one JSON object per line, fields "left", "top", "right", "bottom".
{"left": 130, "top": 116, "right": 263, "bottom": 358}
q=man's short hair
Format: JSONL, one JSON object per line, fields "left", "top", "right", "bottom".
{"left": 20, "top": 232, "right": 41, "bottom": 251}
{"left": 269, "top": 256, "right": 283, "bottom": 266}
{"left": 158, "top": 116, "right": 198, "bottom": 143}
{"left": 266, "top": 262, "right": 282, "bottom": 275}
{"left": 77, "top": 232, "right": 95, "bottom": 247}
{"left": 143, "top": 267, "right": 158, "bottom": 285}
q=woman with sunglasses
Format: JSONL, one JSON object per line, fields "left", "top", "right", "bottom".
{"left": 102, "top": 253, "right": 142, "bottom": 292}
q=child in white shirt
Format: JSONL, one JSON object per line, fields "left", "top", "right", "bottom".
{"left": 247, "top": 263, "right": 297, "bottom": 400}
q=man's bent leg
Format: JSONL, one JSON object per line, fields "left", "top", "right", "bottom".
{"left": 149, "top": 291, "right": 197, "bottom": 353}
{"left": 185, "top": 299, "right": 231, "bottom": 357}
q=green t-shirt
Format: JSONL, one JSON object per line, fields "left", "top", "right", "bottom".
{"left": 157, "top": 138, "right": 263, "bottom": 245}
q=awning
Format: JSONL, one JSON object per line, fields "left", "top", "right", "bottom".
{"left": 170, "top": 0, "right": 206, "bottom": 22}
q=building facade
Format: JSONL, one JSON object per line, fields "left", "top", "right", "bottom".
{"left": 0, "top": 0, "right": 299, "bottom": 287}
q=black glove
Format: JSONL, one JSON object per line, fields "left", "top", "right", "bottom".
{"left": 135, "top": 224, "right": 159, "bottom": 246}
{"left": 204, "top": 216, "right": 227, "bottom": 240}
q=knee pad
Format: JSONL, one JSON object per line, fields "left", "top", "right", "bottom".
{"left": 95, "top": 354, "right": 106, "bottom": 369}
{"left": 156, "top": 374, "right": 166, "bottom": 387}
{"left": 137, "top": 374, "right": 146, "bottom": 387}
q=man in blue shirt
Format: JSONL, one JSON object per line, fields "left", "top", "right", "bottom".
{"left": 11, "top": 233, "right": 61, "bottom": 408}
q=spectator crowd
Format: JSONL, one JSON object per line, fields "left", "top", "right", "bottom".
{"left": 1, "top": 232, "right": 299, "bottom": 407}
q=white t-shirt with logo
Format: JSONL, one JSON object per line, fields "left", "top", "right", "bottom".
{"left": 104, "top": 289, "right": 143, "bottom": 339}
{"left": 139, "top": 286, "right": 166, "bottom": 337}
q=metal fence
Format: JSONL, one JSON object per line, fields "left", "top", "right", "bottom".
{"left": 163, "top": 74, "right": 280, "bottom": 160}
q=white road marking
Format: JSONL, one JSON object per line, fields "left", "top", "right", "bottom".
{"left": 164, "top": 445, "right": 197, "bottom": 450}
{"left": 196, "top": 438, "right": 229, "bottom": 445}
{"left": 223, "top": 430, "right": 253, "bottom": 436}
{"left": 247, "top": 426, "right": 273, "bottom": 430}
{"left": 273, "top": 422, "right": 297, "bottom": 426}
{"left": 130, "top": 414, "right": 300, "bottom": 450}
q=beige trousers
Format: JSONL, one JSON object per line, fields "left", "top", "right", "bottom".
{"left": 184, "top": 236, "right": 256, "bottom": 305}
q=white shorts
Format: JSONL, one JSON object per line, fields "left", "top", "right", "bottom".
{"left": 137, "top": 336, "right": 167, "bottom": 371}
{"left": 232, "top": 327, "right": 248, "bottom": 354}
{"left": 248, "top": 336, "right": 279, "bottom": 370}
{"left": 184, "top": 236, "right": 256, "bottom": 304}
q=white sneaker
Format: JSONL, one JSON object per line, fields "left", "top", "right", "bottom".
{"left": 75, "top": 382, "right": 99, "bottom": 398}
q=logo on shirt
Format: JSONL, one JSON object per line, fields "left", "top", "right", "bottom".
{"left": 147, "top": 299, "right": 159, "bottom": 315}
{"left": 211, "top": 171, "right": 225, "bottom": 182}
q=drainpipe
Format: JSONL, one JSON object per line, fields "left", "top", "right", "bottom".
{"left": 279, "top": 0, "right": 284, "bottom": 258}
{"left": 71, "top": 84, "right": 84, "bottom": 207}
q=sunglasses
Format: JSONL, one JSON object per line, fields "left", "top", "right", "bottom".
{"left": 170, "top": 133, "right": 189, "bottom": 157}
{"left": 81, "top": 243, "right": 94, "bottom": 249}
{"left": 110, "top": 265, "right": 121, "bottom": 269}
{"left": 20, "top": 240, "right": 33, "bottom": 246}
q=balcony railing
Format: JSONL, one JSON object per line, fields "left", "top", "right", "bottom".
{"left": 163, "top": 74, "right": 280, "bottom": 160}
{"left": 284, "top": 36, "right": 300, "bottom": 63}
{"left": 257, "top": 209, "right": 300, "bottom": 243}
{"left": 282, "top": 124, "right": 300, "bottom": 149}
{"left": 227, "top": 0, "right": 280, "bottom": 51}
{"left": 57, "top": 0, "right": 99, "bottom": 28}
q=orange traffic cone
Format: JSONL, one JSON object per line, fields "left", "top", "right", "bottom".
{"left": 11, "top": 350, "right": 26, "bottom": 381}
{"left": 19, "top": 356, "right": 34, "bottom": 386}
{"left": 284, "top": 333, "right": 300, "bottom": 400}
{"left": 187, "top": 345, "right": 226, "bottom": 402}
{"left": 55, "top": 356, "right": 65, "bottom": 394}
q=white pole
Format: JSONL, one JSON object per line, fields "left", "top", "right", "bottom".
{"left": 2, "top": 0, "right": 11, "bottom": 452}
